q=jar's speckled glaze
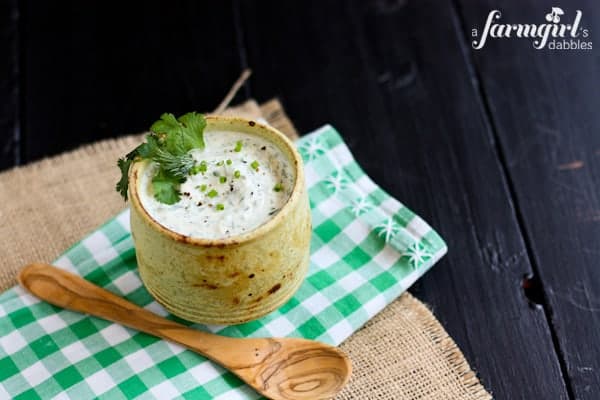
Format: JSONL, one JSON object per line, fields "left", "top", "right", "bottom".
{"left": 128, "top": 116, "right": 311, "bottom": 325}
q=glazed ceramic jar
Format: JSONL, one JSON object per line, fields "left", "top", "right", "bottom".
{"left": 128, "top": 116, "right": 311, "bottom": 324}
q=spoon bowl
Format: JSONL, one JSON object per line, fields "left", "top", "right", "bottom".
{"left": 18, "top": 263, "right": 351, "bottom": 400}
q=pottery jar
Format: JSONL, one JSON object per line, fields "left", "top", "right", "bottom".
{"left": 128, "top": 116, "right": 311, "bottom": 324}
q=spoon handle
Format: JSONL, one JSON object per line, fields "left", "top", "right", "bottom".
{"left": 18, "top": 263, "right": 352, "bottom": 400}
{"left": 18, "top": 263, "right": 222, "bottom": 354}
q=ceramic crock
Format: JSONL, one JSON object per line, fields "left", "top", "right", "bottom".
{"left": 128, "top": 116, "right": 311, "bottom": 325}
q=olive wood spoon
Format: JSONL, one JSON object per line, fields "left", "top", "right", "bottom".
{"left": 19, "top": 263, "right": 351, "bottom": 400}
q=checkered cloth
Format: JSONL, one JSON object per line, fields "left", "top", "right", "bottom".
{"left": 0, "top": 125, "right": 446, "bottom": 399}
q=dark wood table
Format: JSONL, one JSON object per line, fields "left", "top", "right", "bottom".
{"left": 2, "top": 1, "right": 599, "bottom": 398}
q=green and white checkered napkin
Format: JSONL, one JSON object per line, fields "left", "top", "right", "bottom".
{"left": 0, "top": 125, "right": 446, "bottom": 399}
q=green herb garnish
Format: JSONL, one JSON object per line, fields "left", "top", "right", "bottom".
{"left": 234, "top": 141, "right": 243, "bottom": 152}
{"left": 190, "top": 160, "right": 207, "bottom": 175}
{"left": 207, "top": 189, "right": 218, "bottom": 198}
{"left": 226, "top": 159, "right": 232, "bottom": 165}
{"left": 116, "top": 112, "right": 206, "bottom": 204}
{"left": 251, "top": 160, "right": 259, "bottom": 171}
{"left": 151, "top": 170, "right": 183, "bottom": 205}
{"left": 219, "top": 176, "right": 227, "bottom": 184}
{"left": 234, "top": 170, "right": 241, "bottom": 179}
{"left": 197, "top": 184, "right": 207, "bottom": 192}
{"left": 216, "top": 203, "right": 225, "bottom": 211}
{"left": 273, "top": 183, "right": 283, "bottom": 192}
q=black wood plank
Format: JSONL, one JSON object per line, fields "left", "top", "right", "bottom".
{"left": 455, "top": 1, "right": 600, "bottom": 398}
{"left": 240, "top": 0, "right": 569, "bottom": 397}
{"left": 0, "top": 0, "right": 19, "bottom": 170}
{"left": 18, "top": 0, "right": 244, "bottom": 168}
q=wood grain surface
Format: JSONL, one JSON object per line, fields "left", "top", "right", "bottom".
{"left": 0, "top": 0, "right": 19, "bottom": 170}
{"left": 2, "top": 1, "right": 598, "bottom": 398}
{"left": 16, "top": 0, "right": 246, "bottom": 163}
{"left": 456, "top": 2, "right": 600, "bottom": 398}
{"left": 19, "top": 263, "right": 351, "bottom": 400}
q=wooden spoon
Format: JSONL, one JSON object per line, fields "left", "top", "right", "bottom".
{"left": 18, "top": 263, "right": 351, "bottom": 400}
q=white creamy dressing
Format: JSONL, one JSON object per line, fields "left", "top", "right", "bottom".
{"left": 138, "top": 130, "right": 295, "bottom": 239}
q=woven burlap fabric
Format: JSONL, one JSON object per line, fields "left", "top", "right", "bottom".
{"left": 0, "top": 99, "right": 491, "bottom": 399}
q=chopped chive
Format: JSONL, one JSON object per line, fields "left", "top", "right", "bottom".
{"left": 226, "top": 159, "right": 232, "bottom": 165}
{"left": 251, "top": 160, "right": 259, "bottom": 171}
{"left": 191, "top": 160, "right": 208, "bottom": 175}
{"left": 234, "top": 170, "right": 241, "bottom": 179}
{"left": 207, "top": 189, "right": 218, "bottom": 198}
{"left": 234, "top": 141, "right": 243, "bottom": 152}
{"left": 273, "top": 183, "right": 283, "bottom": 192}
{"left": 196, "top": 184, "right": 207, "bottom": 192}
{"left": 219, "top": 176, "right": 227, "bottom": 184}
{"left": 216, "top": 160, "right": 224, "bottom": 166}
{"left": 191, "top": 161, "right": 207, "bottom": 175}
{"left": 216, "top": 203, "right": 225, "bottom": 211}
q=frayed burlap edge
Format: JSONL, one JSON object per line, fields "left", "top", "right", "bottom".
{"left": 407, "top": 293, "right": 492, "bottom": 400}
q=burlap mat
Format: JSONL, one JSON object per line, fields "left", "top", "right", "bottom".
{"left": 0, "top": 99, "right": 491, "bottom": 399}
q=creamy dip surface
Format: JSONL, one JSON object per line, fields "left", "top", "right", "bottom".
{"left": 138, "top": 130, "right": 295, "bottom": 239}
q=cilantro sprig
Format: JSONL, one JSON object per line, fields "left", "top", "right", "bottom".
{"left": 116, "top": 112, "right": 206, "bottom": 204}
